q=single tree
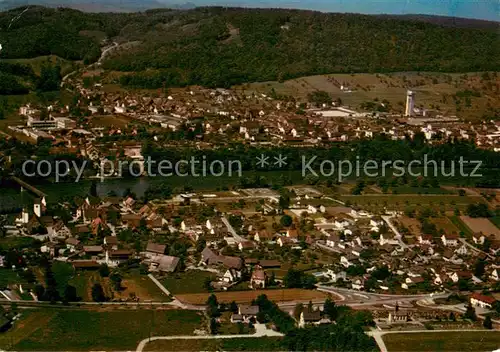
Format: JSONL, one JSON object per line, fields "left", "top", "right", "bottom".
{"left": 280, "top": 215, "right": 293, "bottom": 227}
{"left": 464, "top": 303, "right": 477, "bottom": 321}
{"left": 91, "top": 283, "right": 106, "bottom": 302}
{"left": 99, "top": 264, "right": 110, "bottom": 277}
{"left": 483, "top": 316, "right": 493, "bottom": 329}
{"left": 63, "top": 285, "right": 78, "bottom": 303}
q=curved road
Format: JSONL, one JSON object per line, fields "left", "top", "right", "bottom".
{"left": 135, "top": 324, "right": 283, "bottom": 352}
{"left": 61, "top": 41, "right": 119, "bottom": 87}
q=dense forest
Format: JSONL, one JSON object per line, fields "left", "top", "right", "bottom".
{"left": 0, "top": 60, "right": 61, "bottom": 95}
{"left": 0, "top": 6, "right": 498, "bottom": 89}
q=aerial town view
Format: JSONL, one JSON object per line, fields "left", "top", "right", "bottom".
{"left": 0, "top": 0, "right": 498, "bottom": 351}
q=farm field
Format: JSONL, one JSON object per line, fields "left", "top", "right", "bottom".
{"left": 7, "top": 308, "right": 203, "bottom": 351}
{"left": 176, "top": 288, "right": 328, "bottom": 305}
{"left": 390, "top": 186, "right": 452, "bottom": 195}
{"left": 144, "top": 337, "right": 284, "bottom": 351}
{"left": 383, "top": 331, "right": 500, "bottom": 352}
{"left": 87, "top": 114, "right": 136, "bottom": 129}
{"left": 398, "top": 216, "right": 422, "bottom": 236}
{"left": 460, "top": 216, "right": 500, "bottom": 239}
{"left": 161, "top": 270, "right": 217, "bottom": 295}
{"left": 448, "top": 216, "right": 474, "bottom": 237}
{"left": 339, "top": 195, "right": 483, "bottom": 212}
{"left": 430, "top": 217, "right": 460, "bottom": 235}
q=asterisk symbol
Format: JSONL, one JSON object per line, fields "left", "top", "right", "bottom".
{"left": 274, "top": 154, "right": 287, "bottom": 168}
{"left": 256, "top": 154, "right": 269, "bottom": 168}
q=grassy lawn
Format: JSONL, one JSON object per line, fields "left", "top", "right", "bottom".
{"left": 448, "top": 216, "right": 474, "bottom": 237}
{"left": 383, "top": 331, "right": 500, "bottom": 352}
{"left": 145, "top": 337, "right": 284, "bottom": 351}
{"left": 217, "top": 312, "right": 254, "bottom": 335}
{"left": 0, "top": 310, "right": 56, "bottom": 350}
{"left": 0, "top": 268, "right": 27, "bottom": 288}
{"left": 69, "top": 270, "right": 105, "bottom": 301}
{"left": 8, "top": 308, "right": 203, "bottom": 351}
{"left": 161, "top": 270, "right": 216, "bottom": 295}
{"left": 69, "top": 270, "right": 169, "bottom": 302}
{"left": 222, "top": 337, "right": 284, "bottom": 351}
{"left": 491, "top": 216, "right": 500, "bottom": 229}
{"left": 0, "top": 236, "right": 38, "bottom": 251}
{"left": 118, "top": 273, "right": 171, "bottom": 302}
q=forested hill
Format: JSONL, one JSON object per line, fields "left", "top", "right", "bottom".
{"left": 0, "top": 6, "right": 499, "bottom": 88}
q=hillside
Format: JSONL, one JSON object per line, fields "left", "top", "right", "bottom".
{"left": 0, "top": 6, "right": 498, "bottom": 89}
{"left": 0, "top": 0, "right": 170, "bottom": 12}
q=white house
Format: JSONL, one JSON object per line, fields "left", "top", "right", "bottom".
{"left": 326, "top": 234, "right": 339, "bottom": 248}
{"left": 454, "top": 244, "right": 469, "bottom": 256}
{"left": 418, "top": 235, "right": 433, "bottom": 245}
{"left": 326, "top": 269, "right": 346, "bottom": 282}
{"left": 490, "top": 269, "right": 500, "bottom": 281}
{"left": 222, "top": 268, "right": 242, "bottom": 284}
{"left": 441, "top": 234, "right": 459, "bottom": 247}
{"left": 470, "top": 293, "right": 496, "bottom": 309}
{"left": 379, "top": 234, "right": 399, "bottom": 246}
{"left": 472, "top": 233, "right": 485, "bottom": 245}
{"left": 351, "top": 278, "right": 364, "bottom": 290}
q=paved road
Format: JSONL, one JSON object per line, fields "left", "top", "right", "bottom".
{"left": 382, "top": 215, "right": 408, "bottom": 249}
{"left": 61, "top": 41, "right": 119, "bottom": 87}
{"left": 323, "top": 196, "right": 345, "bottom": 205}
{"left": 97, "top": 41, "right": 119, "bottom": 65}
{"left": 317, "top": 286, "right": 449, "bottom": 306}
{"left": 135, "top": 324, "right": 283, "bottom": 352}
{"left": 221, "top": 216, "right": 246, "bottom": 243}
{"left": 459, "top": 237, "right": 494, "bottom": 260}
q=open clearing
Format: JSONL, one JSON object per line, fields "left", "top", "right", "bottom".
{"left": 161, "top": 270, "right": 217, "bottom": 295}
{"left": 398, "top": 216, "right": 423, "bottom": 236}
{"left": 144, "top": 337, "right": 284, "bottom": 351}
{"left": 383, "top": 331, "right": 500, "bottom": 352}
{"left": 236, "top": 72, "right": 500, "bottom": 121}
{"left": 460, "top": 216, "right": 500, "bottom": 239}
{"left": 176, "top": 288, "right": 328, "bottom": 305}
{"left": 8, "top": 308, "right": 203, "bottom": 351}
{"left": 69, "top": 270, "right": 167, "bottom": 302}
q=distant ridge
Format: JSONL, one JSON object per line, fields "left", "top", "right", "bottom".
{"left": 0, "top": 0, "right": 170, "bottom": 12}
{"left": 377, "top": 14, "right": 499, "bottom": 30}
{"left": 0, "top": 6, "right": 498, "bottom": 90}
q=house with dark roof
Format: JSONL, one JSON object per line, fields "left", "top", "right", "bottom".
{"left": 106, "top": 249, "right": 133, "bottom": 267}
{"left": 104, "top": 236, "right": 119, "bottom": 250}
{"left": 250, "top": 266, "right": 267, "bottom": 289}
{"left": 146, "top": 242, "right": 166, "bottom": 255}
{"left": 299, "top": 310, "right": 322, "bottom": 328}
{"left": 237, "top": 305, "right": 259, "bottom": 322}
